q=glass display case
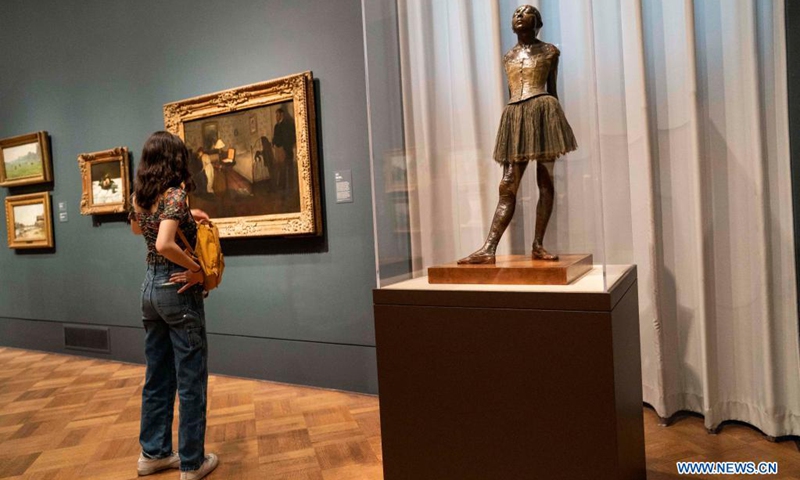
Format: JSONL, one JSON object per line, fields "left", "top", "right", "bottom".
{"left": 364, "top": 0, "right": 800, "bottom": 448}
{"left": 363, "top": 0, "right": 643, "bottom": 292}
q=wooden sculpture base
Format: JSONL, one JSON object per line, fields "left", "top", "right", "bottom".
{"left": 428, "top": 254, "right": 593, "bottom": 285}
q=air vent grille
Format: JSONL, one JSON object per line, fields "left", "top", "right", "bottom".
{"left": 63, "top": 324, "right": 110, "bottom": 353}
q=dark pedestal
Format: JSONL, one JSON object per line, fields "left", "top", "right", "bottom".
{"left": 373, "top": 266, "right": 645, "bottom": 480}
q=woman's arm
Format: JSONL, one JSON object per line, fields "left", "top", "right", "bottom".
{"left": 155, "top": 219, "right": 204, "bottom": 293}
{"left": 191, "top": 209, "right": 210, "bottom": 223}
{"left": 130, "top": 195, "right": 142, "bottom": 235}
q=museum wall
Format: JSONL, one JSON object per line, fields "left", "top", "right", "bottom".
{"left": 0, "top": 0, "right": 379, "bottom": 393}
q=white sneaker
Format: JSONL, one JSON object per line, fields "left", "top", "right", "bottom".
{"left": 137, "top": 451, "right": 180, "bottom": 476}
{"left": 181, "top": 453, "right": 219, "bottom": 480}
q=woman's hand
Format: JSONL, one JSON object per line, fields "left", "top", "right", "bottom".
{"left": 191, "top": 209, "right": 210, "bottom": 223}
{"left": 170, "top": 268, "right": 205, "bottom": 293}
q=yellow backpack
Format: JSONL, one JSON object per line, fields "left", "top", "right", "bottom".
{"left": 178, "top": 220, "right": 224, "bottom": 291}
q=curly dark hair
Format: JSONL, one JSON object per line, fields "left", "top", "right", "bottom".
{"left": 133, "top": 131, "right": 195, "bottom": 210}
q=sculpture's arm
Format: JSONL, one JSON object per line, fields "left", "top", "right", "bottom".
{"left": 547, "top": 54, "right": 559, "bottom": 100}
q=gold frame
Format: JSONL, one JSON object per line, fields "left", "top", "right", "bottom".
{"left": 0, "top": 131, "right": 53, "bottom": 187}
{"left": 78, "top": 147, "right": 130, "bottom": 215}
{"left": 163, "top": 71, "right": 322, "bottom": 238}
{"left": 5, "top": 192, "right": 54, "bottom": 249}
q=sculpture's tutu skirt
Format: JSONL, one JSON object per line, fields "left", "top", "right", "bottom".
{"left": 493, "top": 94, "right": 577, "bottom": 163}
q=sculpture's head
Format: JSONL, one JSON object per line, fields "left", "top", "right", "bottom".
{"left": 512, "top": 5, "right": 543, "bottom": 37}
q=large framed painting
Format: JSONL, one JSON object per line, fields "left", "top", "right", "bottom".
{"left": 78, "top": 147, "right": 130, "bottom": 215}
{"left": 164, "top": 71, "right": 322, "bottom": 238}
{"left": 5, "top": 192, "right": 54, "bottom": 249}
{"left": 0, "top": 131, "right": 53, "bottom": 187}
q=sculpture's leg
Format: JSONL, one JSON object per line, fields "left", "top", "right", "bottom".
{"left": 532, "top": 159, "right": 558, "bottom": 261}
{"left": 458, "top": 162, "right": 528, "bottom": 264}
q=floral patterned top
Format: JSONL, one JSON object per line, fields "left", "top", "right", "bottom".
{"left": 129, "top": 187, "right": 197, "bottom": 265}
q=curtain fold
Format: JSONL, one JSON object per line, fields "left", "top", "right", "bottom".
{"left": 395, "top": 0, "right": 799, "bottom": 437}
{"left": 619, "top": 0, "right": 666, "bottom": 417}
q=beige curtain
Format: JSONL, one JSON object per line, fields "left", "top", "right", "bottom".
{"left": 398, "top": 0, "right": 508, "bottom": 269}
{"left": 395, "top": 0, "right": 800, "bottom": 437}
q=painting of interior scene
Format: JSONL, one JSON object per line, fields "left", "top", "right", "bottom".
{"left": 90, "top": 161, "right": 124, "bottom": 205}
{"left": 3, "top": 142, "right": 42, "bottom": 181}
{"left": 13, "top": 204, "right": 46, "bottom": 241}
{"left": 183, "top": 101, "right": 300, "bottom": 219}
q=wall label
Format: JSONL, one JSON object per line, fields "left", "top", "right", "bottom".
{"left": 335, "top": 170, "right": 353, "bottom": 203}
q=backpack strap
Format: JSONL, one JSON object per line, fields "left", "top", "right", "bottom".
{"left": 176, "top": 228, "right": 196, "bottom": 256}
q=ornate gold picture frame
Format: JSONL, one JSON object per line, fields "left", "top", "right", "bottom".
{"left": 164, "top": 71, "right": 322, "bottom": 238}
{"left": 0, "top": 131, "right": 53, "bottom": 187}
{"left": 78, "top": 147, "right": 130, "bottom": 215}
{"left": 5, "top": 192, "right": 54, "bottom": 249}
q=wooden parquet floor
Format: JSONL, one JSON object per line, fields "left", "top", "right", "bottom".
{"left": 0, "top": 347, "right": 798, "bottom": 479}
{"left": 0, "top": 348, "right": 381, "bottom": 480}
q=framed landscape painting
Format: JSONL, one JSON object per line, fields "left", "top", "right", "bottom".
{"left": 78, "top": 147, "right": 130, "bottom": 215}
{"left": 163, "top": 71, "right": 322, "bottom": 238}
{"left": 5, "top": 192, "right": 53, "bottom": 249}
{"left": 0, "top": 131, "right": 53, "bottom": 187}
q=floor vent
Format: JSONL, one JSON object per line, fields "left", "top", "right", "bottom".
{"left": 63, "top": 324, "right": 110, "bottom": 353}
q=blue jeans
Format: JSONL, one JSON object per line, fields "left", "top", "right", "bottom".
{"left": 139, "top": 263, "right": 208, "bottom": 472}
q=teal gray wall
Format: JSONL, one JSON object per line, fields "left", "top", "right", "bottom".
{"left": 0, "top": 0, "right": 378, "bottom": 393}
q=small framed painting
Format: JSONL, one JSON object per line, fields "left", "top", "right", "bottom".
{"left": 5, "top": 192, "right": 54, "bottom": 249}
{"left": 0, "top": 131, "right": 53, "bottom": 187}
{"left": 78, "top": 147, "right": 130, "bottom": 215}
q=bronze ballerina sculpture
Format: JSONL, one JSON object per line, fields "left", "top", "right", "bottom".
{"left": 459, "top": 5, "right": 577, "bottom": 265}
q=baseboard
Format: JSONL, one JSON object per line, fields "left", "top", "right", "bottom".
{"left": 0, "top": 316, "right": 378, "bottom": 394}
